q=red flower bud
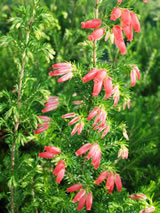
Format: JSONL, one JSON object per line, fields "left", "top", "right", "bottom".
{"left": 130, "top": 12, "right": 141, "bottom": 32}
{"left": 67, "top": 183, "right": 83, "bottom": 192}
{"left": 44, "top": 146, "right": 61, "bottom": 155}
{"left": 39, "top": 152, "right": 54, "bottom": 159}
{"left": 81, "top": 19, "right": 102, "bottom": 29}
{"left": 88, "top": 28, "right": 105, "bottom": 41}
{"left": 86, "top": 193, "right": 93, "bottom": 211}
{"left": 82, "top": 68, "right": 98, "bottom": 83}
{"left": 110, "top": 7, "right": 122, "bottom": 21}
{"left": 73, "top": 189, "right": 86, "bottom": 203}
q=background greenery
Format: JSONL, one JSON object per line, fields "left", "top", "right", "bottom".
{"left": 0, "top": 0, "right": 160, "bottom": 212}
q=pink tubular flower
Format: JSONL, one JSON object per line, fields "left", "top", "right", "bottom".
{"left": 82, "top": 68, "right": 98, "bottom": 83}
{"left": 88, "top": 28, "right": 105, "bottom": 41}
{"left": 77, "top": 195, "right": 86, "bottom": 211}
{"left": 91, "top": 148, "right": 101, "bottom": 169}
{"left": 67, "top": 183, "right": 83, "bottom": 192}
{"left": 121, "top": 9, "right": 131, "bottom": 27}
{"left": 112, "top": 85, "right": 120, "bottom": 106}
{"left": 52, "top": 62, "right": 72, "bottom": 68}
{"left": 115, "top": 39, "right": 127, "bottom": 55}
{"left": 118, "top": 147, "right": 128, "bottom": 159}
{"left": 106, "top": 172, "right": 115, "bottom": 194}
{"left": 73, "top": 189, "right": 86, "bottom": 203}
{"left": 72, "top": 100, "right": 83, "bottom": 105}
{"left": 101, "top": 125, "right": 110, "bottom": 138}
{"left": 87, "top": 107, "right": 100, "bottom": 121}
{"left": 94, "top": 69, "right": 107, "bottom": 82}
{"left": 68, "top": 116, "right": 79, "bottom": 125}
{"left": 123, "top": 99, "right": 131, "bottom": 110}
{"left": 104, "top": 77, "right": 112, "bottom": 99}
{"left": 86, "top": 193, "right": 93, "bottom": 211}
{"left": 115, "top": 174, "right": 122, "bottom": 192}
{"left": 95, "top": 171, "right": 108, "bottom": 185}
{"left": 110, "top": 7, "right": 122, "bottom": 21}
{"left": 56, "top": 168, "right": 65, "bottom": 184}
{"left": 113, "top": 25, "right": 126, "bottom": 55}
{"left": 34, "top": 116, "right": 50, "bottom": 134}
{"left": 61, "top": 113, "right": 75, "bottom": 118}
{"left": 57, "top": 72, "right": 73, "bottom": 83}
{"left": 92, "top": 80, "right": 103, "bottom": 96}
{"left": 128, "top": 193, "right": 147, "bottom": 201}
{"left": 78, "top": 122, "right": 84, "bottom": 135}
{"left": 143, "top": 0, "right": 148, "bottom": 3}
{"left": 123, "top": 25, "right": 133, "bottom": 41}
{"left": 53, "top": 160, "right": 65, "bottom": 184}
{"left": 134, "top": 66, "right": 141, "bottom": 80}
{"left": 140, "top": 206, "right": 155, "bottom": 213}
{"left": 49, "top": 67, "right": 73, "bottom": 76}
{"left": 38, "top": 115, "right": 51, "bottom": 121}
{"left": 131, "top": 69, "right": 137, "bottom": 87}
{"left": 130, "top": 65, "right": 140, "bottom": 87}
{"left": 39, "top": 152, "right": 54, "bottom": 159}
{"left": 53, "top": 160, "right": 65, "bottom": 176}
{"left": 42, "top": 96, "right": 59, "bottom": 113}
{"left": 34, "top": 124, "right": 49, "bottom": 134}
{"left": 81, "top": 19, "right": 102, "bottom": 29}
{"left": 75, "top": 143, "right": 91, "bottom": 156}
{"left": 44, "top": 146, "right": 61, "bottom": 155}
{"left": 130, "top": 12, "right": 141, "bottom": 32}
{"left": 71, "top": 123, "right": 80, "bottom": 136}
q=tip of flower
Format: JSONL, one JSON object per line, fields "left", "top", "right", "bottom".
{"left": 81, "top": 22, "right": 85, "bottom": 28}
{"left": 88, "top": 35, "right": 94, "bottom": 41}
{"left": 92, "top": 93, "right": 98, "bottom": 96}
{"left": 75, "top": 152, "right": 79, "bottom": 156}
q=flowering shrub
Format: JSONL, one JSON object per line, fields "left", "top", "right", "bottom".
{"left": 0, "top": 0, "right": 160, "bottom": 212}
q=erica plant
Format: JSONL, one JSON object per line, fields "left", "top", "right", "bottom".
{"left": 0, "top": 0, "right": 158, "bottom": 212}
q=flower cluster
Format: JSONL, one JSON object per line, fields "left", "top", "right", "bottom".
{"left": 34, "top": 116, "right": 50, "bottom": 134}
{"left": 81, "top": 19, "right": 105, "bottom": 41}
{"left": 38, "top": 146, "right": 65, "bottom": 184}
{"left": 118, "top": 147, "right": 128, "bottom": 159}
{"left": 87, "top": 107, "right": 110, "bottom": 138}
{"left": 67, "top": 183, "right": 93, "bottom": 211}
{"left": 53, "top": 160, "right": 66, "bottom": 184}
{"left": 129, "top": 193, "right": 155, "bottom": 213}
{"left": 42, "top": 96, "right": 59, "bottom": 113}
{"left": 75, "top": 143, "right": 101, "bottom": 169}
{"left": 95, "top": 171, "right": 122, "bottom": 194}
{"left": 62, "top": 113, "right": 84, "bottom": 136}
{"left": 82, "top": 68, "right": 112, "bottom": 98}
{"left": 49, "top": 62, "right": 73, "bottom": 83}
{"left": 111, "top": 8, "right": 141, "bottom": 54}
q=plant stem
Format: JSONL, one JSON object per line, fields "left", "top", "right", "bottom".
{"left": 93, "top": 0, "right": 99, "bottom": 67}
{"left": 11, "top": 24, "right": 30, "bottom": 213}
